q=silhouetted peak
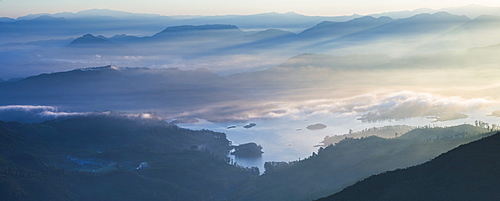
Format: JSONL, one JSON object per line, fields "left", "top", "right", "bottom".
{"left": 76, "top": 65, "right": 120, "bottom": 72}
{"left": 111, "top": 34, "right": 129, "bottom": 38}
{"left": 377, "top": 16, "right": 393, "bottom": 21}
{"left": 307, "top": 15, "right": 393, "bottom": 32}
{"left": 251, "top": 29, "right": 294, "bottom": 39}
{"left": 152, "top": 24, "right": 243, "bottom": 39}
{"left": 0, "top": 17, "right": 15, "bottom": 22}
{"left": 32, "top": 15, "right": 66, "bottom": 22}
{"left": 82, "top": 33, "right": 96, "bottom": 38}
{"left": 432, "top": 11, "right": 468, "bottom": 18}
{"left": 407, "top": 11, "right": 470, "bottom": 22}
{"left": 69, "top": 34, "right": 115, "bottom": 46}
{"left": 351, "top": 15, "right": 376, "bottom": 21}
{"left": 74, "top": 8, "right": 163, "bottom": 18}
{"left": 283, "top": 11, "right": 302, "bottom": 16}
{"left": 349, "top": 15, "right": 394, "bottom": 24}
{"left": 315, "top": 21, "right": 338, "bottom": 27}
{"left": 471, "top": 14, "right": 500, "bottom": 21}
{"left": 461, "top": 4, "right": 489, "bottom": 9}
{"left": 318, "top": 132, "right": 500, "bottom": 201}
{"left": 77, "top": 9, "right": 125, "bottom": 16}
{"left": 95, "top": 35, "right": 107, "bottom": 39}
{"left": 158, "top": 24, "right": 241, "bottom": 34}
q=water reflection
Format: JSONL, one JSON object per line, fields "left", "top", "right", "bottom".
{"left": 229, "top": 155, "right": 264, "bottom": 173}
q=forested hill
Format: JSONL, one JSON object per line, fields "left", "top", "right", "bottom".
{"left": 0, "top": 113, "right": 231, "bottom": 158}
{"left": 317, "top": 132, "right": 500, "bottom": 201}
{"left": 0, "top": 114, "right": 259, "bottom": 201}
{"left": 220, "top": 124, "right": 494, "bottom": 201}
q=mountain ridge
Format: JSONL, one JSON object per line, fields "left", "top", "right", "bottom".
{"left": 317, "top": 132, "right": 500, "bottom": 201}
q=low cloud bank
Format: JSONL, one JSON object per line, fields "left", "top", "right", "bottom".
{"left": 354, "top": 92, "right": 494, "bottom": 122}
{"left": 489, "top": 110, "right": 500, "bottom": 117}
{"left": 1, "top": 91, "right": 496, "bottom": 124}
{"left": 0, "top": 105, "right": 85, "bottom": 123}
{"left": 0, "top": 105, "right": 160, "bottom": 123}
{"left": 185, "top": 91, "right": 496, "bottom": 123}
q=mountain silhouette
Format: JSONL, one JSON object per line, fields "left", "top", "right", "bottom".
{"left": 151, "top": 24, "right": 244, "bottom": 40}
{"left": 249, "top": 29, "right": 295, "bottom": 40}
{"left": 317, "top": 132, "right": 500, "bottom": 201}
{"left": 330, "top": 12, "right": 470, "bottom": 44}
{"left": 68, "top": 34, "right": 120, "bottom": 48}
{"left": 298, "top": 16, "right": 393, "bottom": 40}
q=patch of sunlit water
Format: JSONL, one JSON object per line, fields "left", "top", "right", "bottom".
{"left": 178, "top": 105, "right": 500, "bottom": 172}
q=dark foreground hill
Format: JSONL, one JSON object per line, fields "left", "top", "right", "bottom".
{"left": 317, "top": 132, "right": 500, "bottom": 201}
{"left": 0, "top": 114, "right": 258, "bottom": 201}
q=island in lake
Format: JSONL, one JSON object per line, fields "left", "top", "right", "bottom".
{"left": 307, "top": 123, "right": 327, "bottom": 130}
{"left": 231, "top": 142, "right": 263, "bottom": 157}
{"left": 244, "top": 123, "right": 257, "bottom": 129}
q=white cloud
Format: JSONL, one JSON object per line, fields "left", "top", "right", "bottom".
{"left": 177, "top": 91, "right": 497, "bottom": 123}
{"left": 0, "top": 105, "right": 57, "bottom": 111}
{"left": 0, "top": 105, "right": 163, "bottom": 123}
{"left": 353, "top": 91, "right": 495, "bottom": 122}
{"left": 39, "top": 110, "right": 86, "bottom": 118}
{"left": 0, "top": 105, "right": 85, "bottom": 123}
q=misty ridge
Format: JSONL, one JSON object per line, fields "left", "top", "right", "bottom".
{"left": 2, "top": 5, "right": 500, "bottom": 79}
{"left": 1, "top": 4, "right": 500, "bottom": 201}
{"left": 3, "top": 6, "right": 500, "bottom": 123}
{"left": 1, "top": 64, "right": 498, "bottom": 123}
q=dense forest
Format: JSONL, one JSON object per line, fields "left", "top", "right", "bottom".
{"left": 0, "top": 114, "right": 259, "bottom": 201}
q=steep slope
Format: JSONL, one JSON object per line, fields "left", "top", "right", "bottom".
{"left": 318, "top": 132, "right": 500, "bottom": 201}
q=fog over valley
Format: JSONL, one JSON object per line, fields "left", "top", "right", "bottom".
{"left": 1, "top": 4, "right": 499, "bottom": 201}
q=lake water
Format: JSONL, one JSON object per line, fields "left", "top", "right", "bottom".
{"left": 178, "top": 106, "right": 499, "bottom": 173}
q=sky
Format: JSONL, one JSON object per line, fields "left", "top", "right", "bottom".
{"left": 2, "top": 0, "right": 500, "bottom": 18}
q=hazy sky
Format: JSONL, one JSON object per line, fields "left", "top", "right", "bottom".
{"left": 2, "top": 0, "right": 500, "bottom": 18}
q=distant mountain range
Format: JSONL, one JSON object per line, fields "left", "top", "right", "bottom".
{"left": 317, "top": 132, "right": 500, "bottom": 201}
{"left": 3, "top": 5, "right": 500, "bottom": 78}
{"left": 2, "top": 36, "right": 500, "bottom": 122}
{"left": 2, "top": 4, "right": 500, "bottom": 42}
{"left": 62, "top": 11, "right": 500, "bottom": 58}
{"left": 68, "top": 34, "right": 122, "bottom": 48}
{"left": 8, "top": 4, "right": 500, "bottom": 27}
